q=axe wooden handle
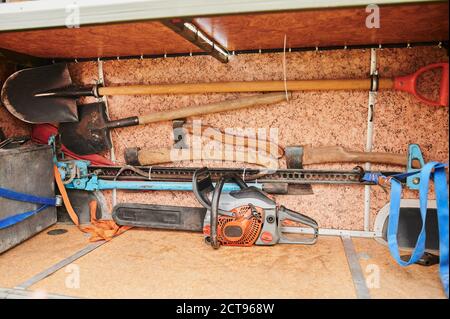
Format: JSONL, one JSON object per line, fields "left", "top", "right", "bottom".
{"left": 98, "top": 79, "right": 394, "bottom": 96}
{"left": 125, "top": 147, "right": 277, "bottom": 167}
{"left": 303, "top": 146, "right": 417, "bottom": 167}
{"left": 137, "top": 92, "right": 290, "bottom": 124}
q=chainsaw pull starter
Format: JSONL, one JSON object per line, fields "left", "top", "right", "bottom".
{"left": 193, "top": 167, "right": 319, "bottom": 249}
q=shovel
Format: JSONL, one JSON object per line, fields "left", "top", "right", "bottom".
{"left": 59, "top": 92, "right": 290, "bottom": 155}
{"left": 1, "top": 62, "right": 448, "bottom": 123}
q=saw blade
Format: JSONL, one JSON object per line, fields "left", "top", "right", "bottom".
{"left": 112, "top": 203, "right": 207, "bottom": 231}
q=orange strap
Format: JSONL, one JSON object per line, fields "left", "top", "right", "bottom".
{"left": 53, "top": 165, "right": 131, "bottom": 242}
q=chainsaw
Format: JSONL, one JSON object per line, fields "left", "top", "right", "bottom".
{"left": 113, "top": 167, "right": 318, "bottom": 248}
{"left": 192, "top": 168, "right": 318, "bottom": 248}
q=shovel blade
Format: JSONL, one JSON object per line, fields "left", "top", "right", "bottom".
{"left": 59, "top": 102, "right": 112, "bottom": 155}
{"left": 1, "top": 63, "right": 79, "bottom": 123}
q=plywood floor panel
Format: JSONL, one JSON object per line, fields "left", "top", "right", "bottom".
{"left": 0, "top": 225, "right": 445, "bottom": 299}
{"left": 29, "top": 228, "right": 356, "bottom": 299}
{"left": 352, "top": 238, "right": 446, "bottom": 299}
{"left": 0, "top": 224, "right": 88, "bottom": 288}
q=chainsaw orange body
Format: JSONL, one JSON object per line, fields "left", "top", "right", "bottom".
{"left": 194, "top": 168, "right": 319, "bottom": 249}
{"left": 203, "top": 205, "right": 265, "bottom": 246}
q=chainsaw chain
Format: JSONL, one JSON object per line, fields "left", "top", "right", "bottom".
{"left": 87, "top": 166, "right": 372, "bottom": 185}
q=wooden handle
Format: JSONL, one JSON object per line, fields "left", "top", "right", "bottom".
{"left": 136, "top": 92, "right": 290, "bottom": 125}
{"left": 98, "top": 79, "right": 376, "bottom": 96}
{"left": 303, "top": 146, "right": 413, "bottom": 167}
{"left": 132, "top": 147, "right": 278, "bottom": 167}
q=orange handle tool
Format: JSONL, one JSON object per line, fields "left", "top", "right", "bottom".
{"left": 393, "top": 62, "right": 449, "bottom": 107}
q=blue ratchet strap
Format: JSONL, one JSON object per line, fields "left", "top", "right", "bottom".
{"left": 362, "top": 170, "right": 421, "bottom": 184}
{"left": 362, "top": 172, "right": 383, "bottom": 184}
{"left": 0, "top": 187, "right": 59, "bottom": 229}
{"left": 387, "top": 162, "right": 449, "bottom": 297}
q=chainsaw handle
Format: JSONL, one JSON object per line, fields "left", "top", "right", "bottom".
{"left": 393, "top": 63, "right": 449, "bottom": 107}
{"left": 192, "top": 168, "right": 248, "bottom": 210}
{"left": 277, "top": 206, "right": 318, "bottom": 245}
{"left": 193, "top": 168, "right": 215, "bottom": 209}
{"left": 208, "top": 173, "right": 249, "bottom": 249}
{"left": 209, "top": 174, "right": 227, "bottom": 249}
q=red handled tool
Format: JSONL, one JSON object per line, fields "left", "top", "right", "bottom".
{"left": 1, "top": 62, "right": 448, "bottom": 124}
{"left": 392, "top": 63, "right": 448, "bottom": 107}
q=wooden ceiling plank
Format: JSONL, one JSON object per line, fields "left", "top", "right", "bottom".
{"left": 194, "top": 3, "right": 449, "bottom": 51}
{"left": 0, "top": 3, "right": 447, "bottom": 59}
{"left": 0, "top": 21, "right": 203, "bottom": 59}
{"left": 1, "top": 0, "right": 441, "bottom": 32}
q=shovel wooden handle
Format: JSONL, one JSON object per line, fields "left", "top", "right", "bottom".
{"left": 303, "top": 146, "right": 417, "bottom": 167}
{"left": 99, "top": 79, "right": 395, "bottom": 96}
{"left": 125, "top": 147, "right": 277, "bottom": 167}
{"left": 136, "top": 92, "right": 290, "bottom": 124}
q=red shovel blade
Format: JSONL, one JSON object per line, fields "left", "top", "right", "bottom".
{"left": 31, "top": 124, "right": 114, "bottom": 166}
{"left": 394, "top": 62, "right": 449, "bottom": 107}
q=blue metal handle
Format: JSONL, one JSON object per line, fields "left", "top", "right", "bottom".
{"left": 58, "top": 160, "right": 261, "bottom": 192}
{"left": 406, "top": 144, "right": 425, "bottom": 190}
{"left": 67, "top": 179, "right": 254, "bottom": 192}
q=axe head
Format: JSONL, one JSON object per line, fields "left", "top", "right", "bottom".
{"left": 285, "top": 146, "right": 304, "bottom": 168}
{"left": 284, "top": 146, "right": 313, "bottom": 195}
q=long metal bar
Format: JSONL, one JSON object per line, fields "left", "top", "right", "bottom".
{"left": 14, "top": 241, "right": 106, "bottom": 290}
{"left": 57, "top": 163, "right": 408, "bottom": 193}
{"left": 282, "top": 227, "right": 379, "bottom": 238}
{"left": 45, "top": 41, "right": 446, "bottom": 63}
{"left": 162, "top": 18, "right": 229, "bottom": 63}
{"left": 83, "top": 180, "right": 247, "bottom": 192}
{"left": 0, "top": 0, "right": 440, "bottom": 32}
{"left": 363, "top": 48, "right": 378, "bottom": 231}
{"left": 341, "top": 235, "right": 371, "bottom": 299}
{"left": 97, "top": 59, "right": 117, "bottom": 208}
{"left": 48, "top": 41, "right": 447, "bottom": 63}
{"left": 86, "top": 165, "right": 375, "bottom": 183}
{"left": 0, "top": 287, "right": 78, "bottom": 299}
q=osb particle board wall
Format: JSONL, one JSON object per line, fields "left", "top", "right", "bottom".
{"left": 0, "top": 46, "right": 448, "bottom": 230}
{"left": 0, "top": 63, "right": 30, "bottom": 137}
